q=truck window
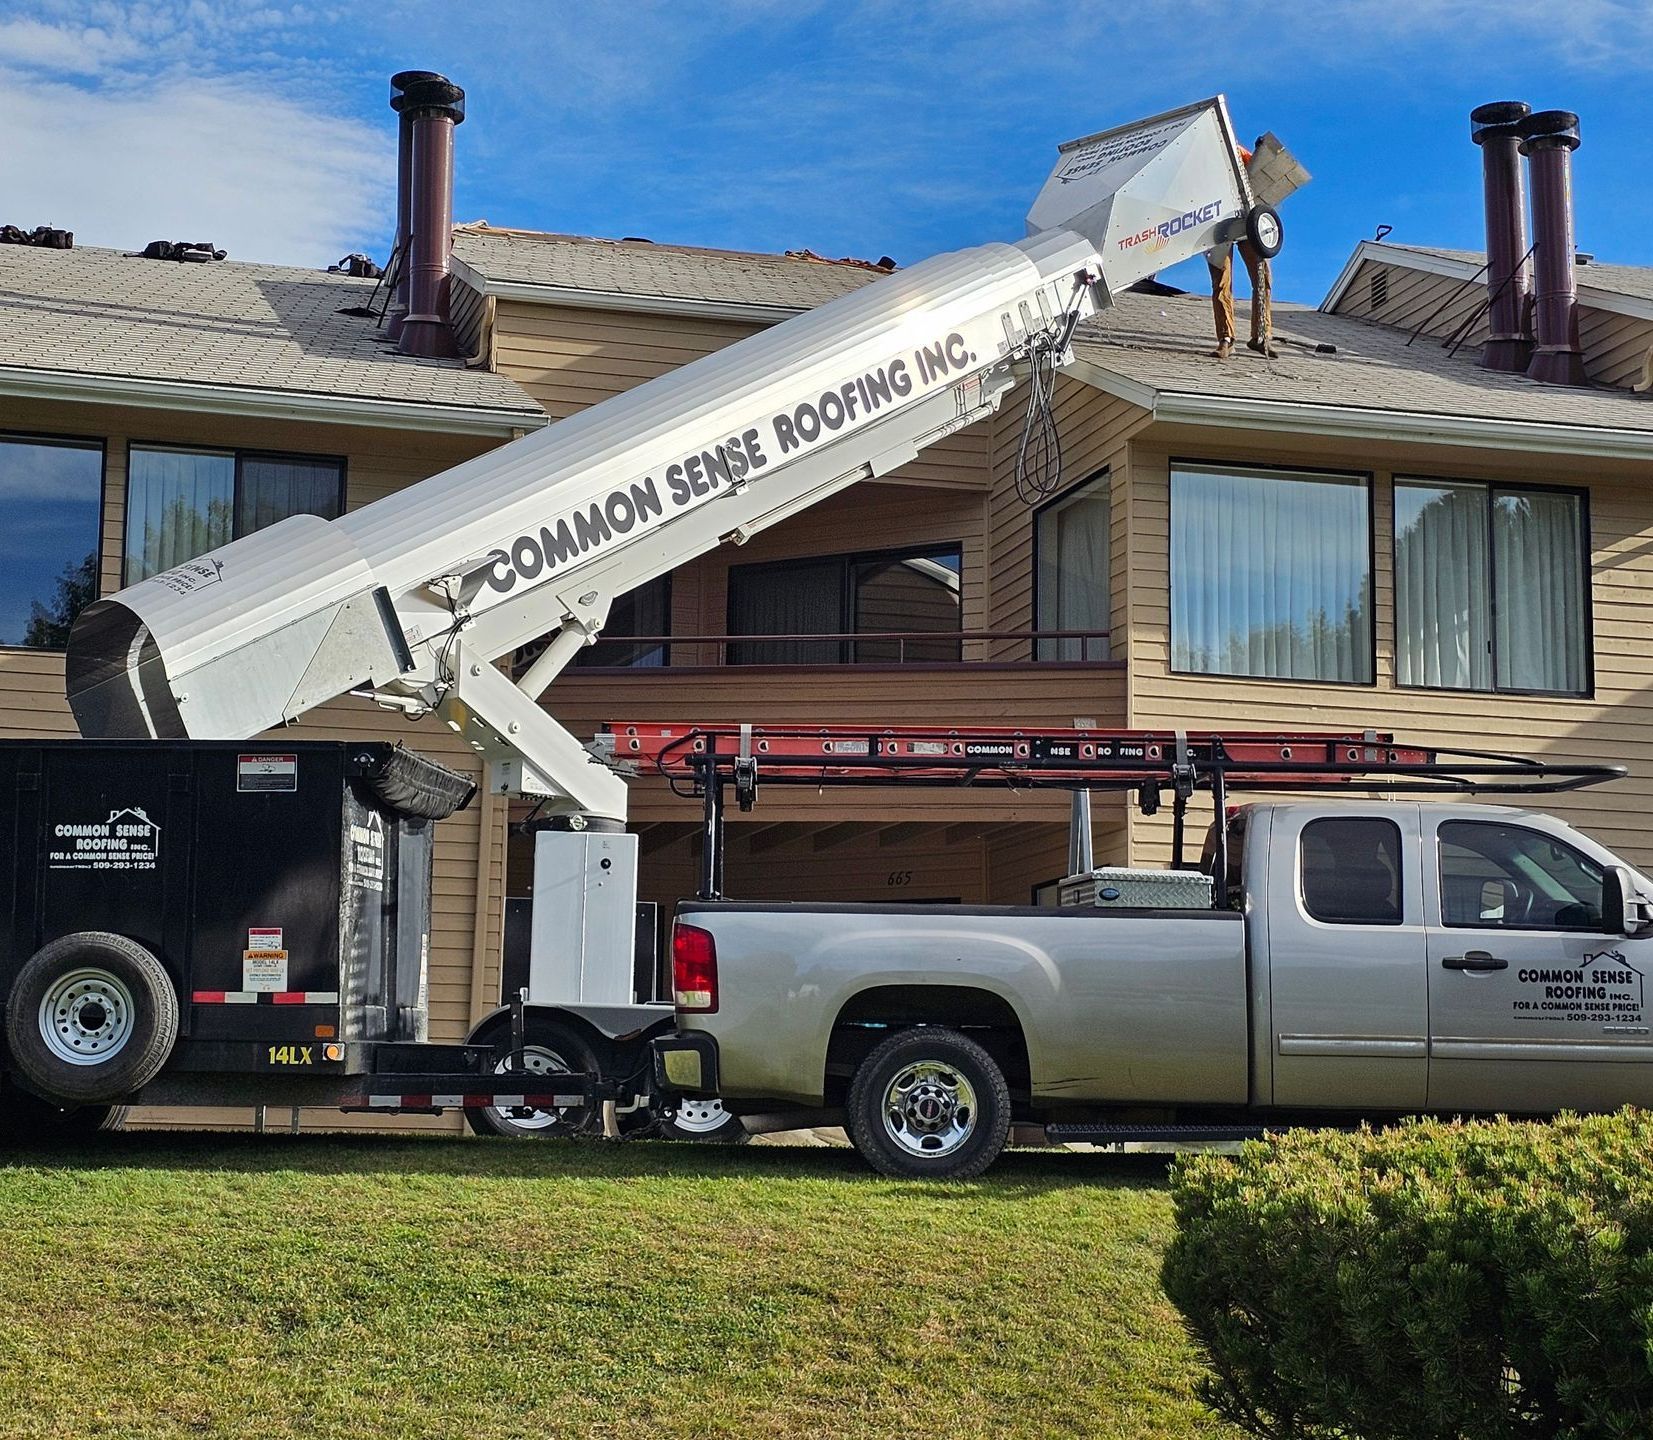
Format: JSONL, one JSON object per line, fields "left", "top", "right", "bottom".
{"left": 1438, "top": 821, "right": 1603, "bottom": 931}
{"left": 1300, "top": 817, "right": 1403, "bottom": 925}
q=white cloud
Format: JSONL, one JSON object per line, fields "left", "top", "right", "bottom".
{"left": 0, "top": 71, "right": 391, "bottom": 266}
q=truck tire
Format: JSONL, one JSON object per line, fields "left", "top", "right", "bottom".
{"left": 846, "top": 1027, "right": 1011, "bottom": 1180}
{"left": 657, "top": 1096, "right": 749, "bottom": 1145}
{"left": 0, "top": 1086, "right": 128, "bottom": 1144}
{"left": 5, "top": 933, "right": 177, "bottom": 1105}
{"left": 465, "top": 1017, "right": 600, "bottom": 1139}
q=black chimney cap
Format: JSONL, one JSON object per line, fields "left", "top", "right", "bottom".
{"left": 1470, "top": 100, "right": 1531, "bottom": 143}
{"left": 398, "top": 74, "right": 465, "bottom": 124}
{"left": 390, "top": 70, "right": 445, "bottom": 111}
{"left": 1518, "top": 110, "right": 1581, "bottom": 152}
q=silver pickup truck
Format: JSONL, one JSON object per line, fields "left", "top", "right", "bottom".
{"left": 653, "top": 800, "right": 1653, "bottom": 1177}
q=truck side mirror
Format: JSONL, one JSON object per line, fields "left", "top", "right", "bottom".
{"left": 1603, "top": 866, "right": 1653, "bottom": 937}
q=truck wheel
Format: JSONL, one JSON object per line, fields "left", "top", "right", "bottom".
{"left": 846, "top": 1027, "right": 1011, "bottom": 1180}
{"left": 5, "top": 933, "right": 177, "bottom": 1105}
{"left": 466, "top": 1018, "right": 599, "bottom": 1139}
{"left": 658, "top": 1096, "right": 749, "bottom": 1145}
{"left": 0, "top": 1087, "right": 128, "bottom": 1144}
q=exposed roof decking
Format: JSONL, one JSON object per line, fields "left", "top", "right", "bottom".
{"left": 451, "top": 225, "right": 886, "bottom": 316}
{"left": 0, "top": 244, "right": 544, "bottom": 430}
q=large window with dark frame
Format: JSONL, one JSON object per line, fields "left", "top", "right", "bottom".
{"left": 726, "top": 544, "right": 963, "bottom": 665}
{"left": 1394, "top": 479, "right": 1588, "bottom": 696}
{"left": 123, "top": 445, "right": 345, "bottom": 585}
{"left": 1171, "top": 461, "right": 1373, "bottom": 684}
{"left": 0, "top": 434, "right": 104, "bottom": 650}
{"left": 1034, "top": 469, "right": 1110, "bottom": 661}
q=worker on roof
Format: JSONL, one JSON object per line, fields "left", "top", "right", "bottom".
{"left": 1207, "top": 139, "right": 1274, "bottom": 360}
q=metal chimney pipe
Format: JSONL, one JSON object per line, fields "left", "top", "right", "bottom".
{"left": 387, "top": 70, "right": 442, "bottom": 342}
{"left": 1469, "top": 101, "right": 1533, "bottom": 373}
{"left": 396, "top": 73, "right": 466, "bottom": 360}
{"left": 1519, "top": 109, "right": 1588, "bottom": 387}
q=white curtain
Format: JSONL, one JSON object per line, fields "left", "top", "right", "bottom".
{"left": 124, "top": 447, "right": 234, "bottom": 583}
{"left": 1395, "top": 481, "right": 1490, "bottom": 689}
{"left": 1495, "top": 491, "right": 1586, "bottom": 693}
{"left": 1036, "top": 474, "right": 1110, "bottom": 661}
{"left": 1171, "top": 465, "right": 1372, "bottom": 683}
{"left": 1395, "top": 481, "right": 1585, "bottom": 694}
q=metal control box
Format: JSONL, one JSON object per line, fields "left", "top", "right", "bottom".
{"left": 528, "top": 829, "right": 641, "bottom": 1005}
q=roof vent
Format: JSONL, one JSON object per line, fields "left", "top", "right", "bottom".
{"left": 1368, "top": 270, "right": 1389, "bottom": 310}
{"left": 0, "top": 225, "right": 73, "bottom": 249}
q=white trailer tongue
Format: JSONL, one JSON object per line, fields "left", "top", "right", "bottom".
{"left": 65, "top": 94, "right": 1286, "bottom": 824}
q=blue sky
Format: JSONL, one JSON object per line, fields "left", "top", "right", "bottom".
{"left": 2, "top": 1, "right": 1649, "bottom": 304}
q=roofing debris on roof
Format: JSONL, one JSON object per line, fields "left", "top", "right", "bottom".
{"left": 0, "top": 243, "right": 541, "bottom": 417}
{"left": 0, "top": 225, "right": 72, "bottom": 249}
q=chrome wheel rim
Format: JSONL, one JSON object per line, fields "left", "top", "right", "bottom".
{"left": 669, "top": 1096, "right": 733, "bottom": 1135}
{"left": 881, "top": 1060, "right": 977, "bottom": 1158}
{"left": 39, "top": 968, "right": 135, "bottom": 1066}
{"left": 484, "top": 1045, "right": 576, "bottom": 1133}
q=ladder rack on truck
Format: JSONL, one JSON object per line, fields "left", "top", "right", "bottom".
{"left": 601, "top": 721, "right": 1626, "bottom": 905}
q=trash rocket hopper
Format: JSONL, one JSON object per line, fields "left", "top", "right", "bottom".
{"left": 1026, "top": 96, "right": 1292, "bottom": 295}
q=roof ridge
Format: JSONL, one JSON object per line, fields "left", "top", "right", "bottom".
{"left": 453, "top": 221, "right": 888, "bottom": 270}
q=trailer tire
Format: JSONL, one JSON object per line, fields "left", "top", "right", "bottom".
{"left": 1245, "top": 205, "right": 1284, "bottom": 260}
{"left": 465, "top": 1017, "right": 600, "bottom": 1139}
{"left": 5, "top": 933, "right": 177, "bottom": 1105}
{"left": 0, "top": 1086, "right": 128, "bottom": 1144}
{"left": 846, "top": 1027, "right": 1011, "bottom": 1180}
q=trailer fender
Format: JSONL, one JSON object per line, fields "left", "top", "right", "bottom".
{"left": 465, "top": 1002, "right": 674, "bottom": 1054}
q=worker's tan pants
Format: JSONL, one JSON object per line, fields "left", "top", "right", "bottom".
{"left": 1207, "top": 241, "right": 1271, "bottom": 343}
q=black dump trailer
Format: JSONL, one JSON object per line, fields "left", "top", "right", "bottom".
{"left": 0, "top": 740, "right": 585, "bottom": 1138}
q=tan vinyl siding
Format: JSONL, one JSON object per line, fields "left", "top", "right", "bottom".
{"left": 1123, "top": 427, "right": 1653, "bottom": 869}
{"left": 1331, "top": 257, "right": 1653, "bottom": 391}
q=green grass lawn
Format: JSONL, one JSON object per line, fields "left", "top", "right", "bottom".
{"left": 0, "top": 1135, "right": 1237, "bottom": 1440}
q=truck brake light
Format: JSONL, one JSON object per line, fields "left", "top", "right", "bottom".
{"left": 672, "top": 923, "right": 718, "bottom": 1013}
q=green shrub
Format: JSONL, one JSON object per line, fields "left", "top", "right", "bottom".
{"left": 1162, "top": 1112, "right": 1653, "bottom": 1439}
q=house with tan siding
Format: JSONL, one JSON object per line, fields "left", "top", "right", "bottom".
{"left": 3, "top": 118, "right": 1651, "bottom": 1129}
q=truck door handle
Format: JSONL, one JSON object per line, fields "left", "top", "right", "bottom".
{"left": 1441, "top": 951, "right": 1509, "bottom": 972}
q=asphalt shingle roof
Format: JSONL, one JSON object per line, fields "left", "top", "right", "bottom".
{"left": 451, "top": 225, "right": 887, "bottom": 312}
{"left": 0, "top": 243, "right": 542, "bottom": 418}
{"left": 1074, "top": 287, "right": 1653, "bottom": 432}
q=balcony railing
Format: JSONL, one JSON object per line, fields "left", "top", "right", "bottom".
{"left": 541, "top": 627, "right": 1113, "bottom": 671}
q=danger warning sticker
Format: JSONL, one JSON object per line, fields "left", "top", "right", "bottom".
{"left": 238, "top": 754, "right": 297, "bottom": 793}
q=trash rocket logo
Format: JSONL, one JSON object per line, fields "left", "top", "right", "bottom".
{"left": 1117, "top": 199, "right": 1226, "bottom": 255}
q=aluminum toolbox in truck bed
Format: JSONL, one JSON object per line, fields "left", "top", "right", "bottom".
{"left": 1058, "top": 867, "right": 1215, "bottom": 909}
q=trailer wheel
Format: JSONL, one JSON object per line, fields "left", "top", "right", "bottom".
{"left": 466, "top": 1018, "right": 599, "bottom": 1139}
{"left": 845, "top": 1027, "right": 1010, "bottom": 1180}
{"left": 657, "top": 1096, "right": 749, "bottom": 1145}
{"left": 5, "top": 933, "right": 177, "bottom": 1105}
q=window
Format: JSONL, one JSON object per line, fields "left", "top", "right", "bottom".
{"left": 1171, "top": 463, "right": 1372, "bottom": 684}
{"left": 124, "top": 446, "right": 344, "bottom": 584}
{"left": 1300, "top": 817, "right": 1402, "bottom": 925}
{"left": 577, "top": 576, "right": 671, "bottom": 668}
{"left": 0, "top": 435, "right": 103, "bottom": 649}
{"left": 1439, "top": 821, "right": 1603, "bottom": 931}
{"left": 1395, "top": 480, "right": 1588, "bottom": 695}
{"left": 726, "top": 545, "right": 962, "bottom": 665}
{"left": 1035, "top": 470, "right": 1110, "bottom": 660}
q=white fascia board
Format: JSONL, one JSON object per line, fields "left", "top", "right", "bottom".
{"left": 1153, "top": 390, "right": 1653, "bottom": 460}
{"left": 451, "top": 255, "right": 803, "bottom": 325}
{"left": 1065, "top": 355, "right": 1160, "bottom": 410}
{"left": 1322, "top": 241, "right": 1653, "bottom": 325}
{"left": 0, "top": 365, "right": 547, "bottom": 436}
